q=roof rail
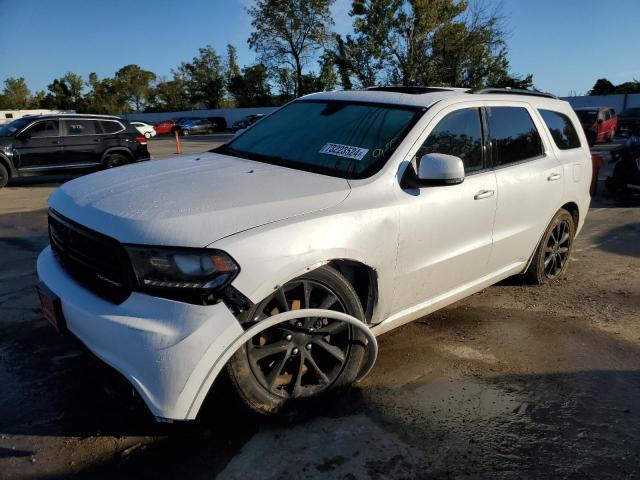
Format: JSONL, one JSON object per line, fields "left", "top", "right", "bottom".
{"left": 365, "top": 86, "right": 456, "bottom": 95}
{"left": 469, "top": 88, "right": 558, "bottom": 99}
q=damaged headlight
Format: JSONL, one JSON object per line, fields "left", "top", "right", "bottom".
{"left": 125, "top": 246, "right": 239, "bottom": 302}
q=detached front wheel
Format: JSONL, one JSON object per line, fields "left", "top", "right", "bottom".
{"left": 226, "top": 266, "right": 367, "bottom": 415}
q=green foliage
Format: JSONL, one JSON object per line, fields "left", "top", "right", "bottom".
{"left": 0, "top": 77, "right": 32, "bottom": 109}
{"left": 247, "top": 0, "right": 334, "bottom": 97}
{"left": 178, "top": 46, "right": 225, "bottom": 108}
{"left": 114, "top": 64, "right": 156, "bottom": 111}
{"left": 227, "top": 63, "right": 273, "bottom": 107}
{"left": 588, "top": 78, "right": 640, "bottom": 96}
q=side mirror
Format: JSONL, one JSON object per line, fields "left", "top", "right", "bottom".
{"left": 417, "top": 153, "right": 465, "bottom": 186}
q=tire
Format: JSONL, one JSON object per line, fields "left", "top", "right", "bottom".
{"left": 226, "top": 266, "right": 367, "bottom": 415}
{"left": 523, "top": 209, "right": 575, "bottom": 285}
{"left": 0, "top": 162, "right": 8, "bottom": 189}
{"left": 182, "top": 129, "right": 190, "bottom": 136}
{"left": 144, "top": 132, "right": 151, "bottom": 139}
{"left": 206, "top": 128, "right": 214, "bottom": 134}
{"left": 103, "top": 153, "right": 128, "bottom": 169}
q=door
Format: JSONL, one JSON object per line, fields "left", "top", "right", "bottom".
{"left": 486, "top": 105, "right": 564, "bottom": 271}
{"left": 60, "top": 119, "right": 104, "bottom": 166}
{"left": 13, "top": 119, "right": 63, "bottom": 170}
{"left": 393, "top": 106, "right": 498, "bottom": 312}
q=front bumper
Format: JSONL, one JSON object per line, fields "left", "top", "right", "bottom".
{"left": 37, "top": 246, "right": 244, "bottom": 420}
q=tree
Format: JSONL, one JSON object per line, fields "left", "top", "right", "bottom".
{"left": 114, "top": 64, "right": 156, "bottom": 111}
{"left": 84, "top": 72, "right": 130, "bottom": 114}
{"left": 42, "top": 78, "right": 72, "bottom": 110}
{"left": 62, "top": 72, "right": 85, "bottom": 110}
{"left": 613, "top": 80, "right": 640, "bottom": 94}
{"left": 178, "top": 46, "right": 225, "bottom": 108}
{"left": 227, "top": 63, "right": 273, "bottom": 107}
{"left": 150, "top": 75, "right": 192, "bottom": 112}
{"left": 588, "top": 78, "right": 616, "bottom": 96}
{"left": 248, "top": 0, "right": 334, "bottom": 97}
{"left": 0, "top": 77, "right": 32, "bottom": 109}
{"left": 345, "top": 0, "right": 532, "bottom": 89}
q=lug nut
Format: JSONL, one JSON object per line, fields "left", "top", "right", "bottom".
{"left": 285, "top": 334, "right": 292, "bottom": 341}
{"left": 292, "top": 347, "right": 299, "bottom": 355}
{"left": 305, "top": 343, "right": 312, "bottom": 351}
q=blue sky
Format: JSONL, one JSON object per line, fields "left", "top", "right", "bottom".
{"left": 0, "top": 0, "right": 638, "bottom": 97}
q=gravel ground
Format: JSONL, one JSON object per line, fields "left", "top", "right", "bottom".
{"left": 0, "top": 139, "right": 638, "bottom": 479}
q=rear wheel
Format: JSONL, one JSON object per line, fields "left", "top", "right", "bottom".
{"left": 103, "top": 153, "right": 128, "bottom": 169}
{"left": 0, "top": 163, "right": 8, "bottom": 188}
{"left": 144, "top": 131, "right": 151, "bottom": 139}
{"left": 524, "top": 209, "right": 575, "bottom": 285}
{"left": 226, "top": 266, "right": 367, "bottom": 415}
{"left": 206, "top": 128, "right": 214, "bottom": 134}
{"left": 182, "top": 129, "right": 190, "bottom": 136}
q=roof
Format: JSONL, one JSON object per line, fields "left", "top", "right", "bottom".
{"left": 16, "top": 113, "right": 123, "bottom": 121}
{"left": 303, "top": 86, "right": 559, "bottom": 108}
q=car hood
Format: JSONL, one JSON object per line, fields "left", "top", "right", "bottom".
{"left": 49, "top": 152, "right": 351, "bottom": 247}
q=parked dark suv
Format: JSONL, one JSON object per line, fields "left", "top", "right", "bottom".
{"left": 0, "top": 114, "right": 150, "bottom": 188}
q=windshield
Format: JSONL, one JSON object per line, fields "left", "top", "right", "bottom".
{"left": 215, "top": 100, "right": 424, "bottom": 179}
{"left": 0, "top": 117, "right": 33, "bottom": 136}
{"left": 620, "top": 108, "right": 640, "bottom": 118}
{"left": 575, "top": 110, "right": 596, "bottom": 124}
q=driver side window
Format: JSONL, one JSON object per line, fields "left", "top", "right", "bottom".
{"left": 415, "top": 108, "right": 484, "bottom": 174}
{"left": 27, "top": 120, "right": 59, "bottom": 138}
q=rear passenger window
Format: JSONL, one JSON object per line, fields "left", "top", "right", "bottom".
{"left": 101, "top": 121, "right": 123, "bottom": 134}
{"left": 539, "top": 110, "right": 581, "bottom": 150}
{"left": 62, "top": 119, "right": 99, "bottom": 136}
{"left": 416, "top": 108, "right": 484, "bottom": 173}
{"left": 486, "top": 107, "right": 543, "bottom": 166}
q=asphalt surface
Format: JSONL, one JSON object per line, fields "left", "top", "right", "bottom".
{"left": 0, "top": 138, "right": 638, "bottom": 479}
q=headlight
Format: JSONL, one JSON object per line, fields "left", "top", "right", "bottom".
{"left": 125, "top": 246, "right": 239, "bottom": 302}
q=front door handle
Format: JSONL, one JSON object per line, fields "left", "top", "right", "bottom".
{"left": 474, "top": 189, "right": 495, "bottom": 200}
{"left": 547, "top": 172, "right": 561, "bottom": 181}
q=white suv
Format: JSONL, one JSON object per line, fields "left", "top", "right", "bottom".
{"left": 36, "top": 87, "right": 592, "bottom": 420}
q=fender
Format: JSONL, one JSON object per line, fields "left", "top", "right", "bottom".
{"left": 176, "top": 308, "right": 378, "bottom": 422}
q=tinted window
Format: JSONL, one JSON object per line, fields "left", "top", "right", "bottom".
{"left": 219, "top": 100, "right": 423, "bottom": 179}
{"left": 28, "top": 120, "right": 59, "bottom": 138}
{"left": 62, "top": 119, "right": 99, "bottom": 136}
{"left": 487, "top": 107, "right": 543, "bottom": 166}
{"left": 575, "top": 110, "right": 596, "bottom": 124}
{"left": 101, "top": 121, "right": 123, "bottom": 134}
{"left": 539, "top": 110, "right": 581, "bottom": 150}
{"left": 416, "top": 108, "right": 484, "bottom": 173}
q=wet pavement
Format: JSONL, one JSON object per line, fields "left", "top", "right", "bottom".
{"left": 0, "top": 141, "right": 639, "bottom": 479}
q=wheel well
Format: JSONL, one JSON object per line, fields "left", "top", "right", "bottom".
{"left": 0, "top": 155, "right": 12, "bottom": 178}
{"left": 561, "top": 202, "right": 579, "bottom": 226}
{"left": 327, "top": 260, "right": 378, "bottom": 324}
{"left": 103, "top": 149, "right": 133, "bottom": 163}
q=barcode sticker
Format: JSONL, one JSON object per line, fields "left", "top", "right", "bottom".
{"left": 319, "top": 143, "right": 369, "bottom": 161}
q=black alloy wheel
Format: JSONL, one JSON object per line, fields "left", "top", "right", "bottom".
{"left": 226, "top": 266, "right": 367, "bottom": 414}
{"left": 543, "top": 218, "right": 572, "bottom": 279}
{"left": 246, "top": 279, "right": 353, "bottom": 399}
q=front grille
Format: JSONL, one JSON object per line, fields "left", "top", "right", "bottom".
{"left": 48, "top": 209, "right": 133, "bottom": 304}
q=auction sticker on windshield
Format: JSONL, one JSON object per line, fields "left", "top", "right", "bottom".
{"left": 319, "top": 143, "right": 369, "bottom": 161}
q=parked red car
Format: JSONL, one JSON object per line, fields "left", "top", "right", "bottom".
{"left": 574, "top": 107, "right": 617, "bottom": 146}
{"left": 153, "top": 120, "right": 177, "bottom": 135}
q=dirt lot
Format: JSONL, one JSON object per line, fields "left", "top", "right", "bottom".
{"left": 0, "top": 139, "right": 638, "bottom": 479}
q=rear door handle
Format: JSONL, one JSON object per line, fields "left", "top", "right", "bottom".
{"left": 547, "top": 172, "right": 561, "bottom": 181}
{"left": 474, "top": 189, "right": 495, "bottom": 200}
